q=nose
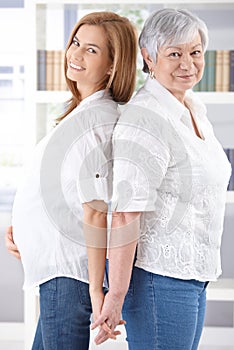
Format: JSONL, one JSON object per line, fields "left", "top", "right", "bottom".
{"left": 179, "top": 54, "right": 193, "bottom": 70}
{"left": 71, "top": 46, "right": 84, "bottom": 61}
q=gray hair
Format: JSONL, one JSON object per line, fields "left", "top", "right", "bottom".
{"left": 139, "top": 8, "right": 209, "bottom": 73}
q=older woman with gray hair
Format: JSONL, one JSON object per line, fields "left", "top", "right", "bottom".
{"left": 92, "top": 8, "right": 231, "bottom": 350}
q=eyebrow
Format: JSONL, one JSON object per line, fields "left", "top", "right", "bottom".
{"left": 165, "top": 43, "right": 202, "bottom": 51}
{"left": 74, "top": 36, "right": 101, "bottom": 50}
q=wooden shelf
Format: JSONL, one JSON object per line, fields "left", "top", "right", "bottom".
{"left": 226, "top": 191, "right": 234, "bottom": 204}
{"left": 33, "top": 0, "right": 234, "bottom": 4}
{"left": 197, "top": 92, "right": 234, "bottom": 104}
{"left": 36, "top": 90, "right": 71, "bottom": 103}
{"left": 207, "top": 278, "right": 234, "bottom": 301}
{"left": 35, "top": 91, "right": 234, "bottom": 105}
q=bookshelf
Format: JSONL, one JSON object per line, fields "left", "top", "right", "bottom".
{"left": 226, "top": 191, "right": 234, "bottom": 204}
{"left": 27, "top": 0, "right": 234, "bottom": 3}
{"left": 34, "top": 91, "right": 234, "bottom": 104}
{"left": 21, "top": 0, "right": 234, "bottom": 349}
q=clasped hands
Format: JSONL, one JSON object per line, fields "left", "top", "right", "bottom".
{"left": 90, "top": 289, "right": 126, "bottom": 345}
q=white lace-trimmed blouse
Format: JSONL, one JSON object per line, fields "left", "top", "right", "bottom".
{"left": 112, "top": 78, "right": 231, "bottom": 282}
{"left": 12, "top": 90, "right": 118, "bottom": 289}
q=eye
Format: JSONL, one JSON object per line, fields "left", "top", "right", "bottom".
{"left": 87, "top": 48, "right": 97, "bottom": 54}
{"left": 191, "top": 50, "right": 202, "bottom": 56}
{"left": 72, "top": 38, "right": 79, "bottom": 47}
{"left": 169, "top": 52, "right": 181, "bottom": 58}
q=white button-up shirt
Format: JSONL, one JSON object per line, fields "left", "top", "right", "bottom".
{"left": 112, "top": 78, "right": 231, "bottom": 282}
{"left": 12, "top": 90, "right": 118, "bottom": 289}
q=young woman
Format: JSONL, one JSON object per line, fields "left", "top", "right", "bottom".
{"left": 5, "top": 11, "right": 137, "bottom": 349}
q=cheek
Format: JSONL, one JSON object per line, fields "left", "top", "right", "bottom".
{"left": 66, "top": 45, "right": 73, "bottom": 59}
{"left": 65, "top": 51, "right": 70, "bottom": 64}
{"left": 198, "top": 63, "right": 205, "bottom": 78}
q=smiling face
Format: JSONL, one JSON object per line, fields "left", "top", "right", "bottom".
{"left": 143, "top": 33, "right": 205, "bottom": 103}
{"left": 66, "top": 24, "right": 112, "bottom": 100}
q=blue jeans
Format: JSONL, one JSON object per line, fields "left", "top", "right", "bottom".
{"left": 32, "top": 277, "right": 93, "bottom": 350}
{"left": 122, "top": 267, "right": 208, "bottom": 350}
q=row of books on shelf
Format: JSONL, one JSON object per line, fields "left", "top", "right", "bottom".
{"left": 224, "top": 148, "right": 234, "bottom": 191}
{"left": 37, "top": 50, "right": 67, "bottom": 91}
{"left": 37, "top": 49, "right": 234, "bottom": 92}
{"left": 193, "top": 50, "right": 234, "bottom": 92}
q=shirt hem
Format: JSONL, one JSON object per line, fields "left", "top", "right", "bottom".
{"left": 134, "top": 261, "right": 221, "bottom": 282}
{"left": 22, "top": 274, "right": 90, "bottom": 291}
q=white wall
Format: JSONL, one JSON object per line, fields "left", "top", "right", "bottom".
{"left": 0, "top": 7, "right": 25, "bottom": 322}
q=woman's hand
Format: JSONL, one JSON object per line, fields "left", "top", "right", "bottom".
{"left": 91, "top": 290, "right": 126, "bottom": 345}
{"left": 5, "top": 226, "right": 21, "bottom": 260}
{"left": 90, "top": 289, "right": 123, "bottom": 344}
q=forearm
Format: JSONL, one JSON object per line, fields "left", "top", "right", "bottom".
{"left": 108, "top": 212, "right": 140, "bottom": 298}
{"left": 83, "top": 201, "right": 108, "bottom": 293}
{"left": 87, "top": 246, "right": 106, "bottom": 293}
{"left": 91, "top": 212, "right": 140, "bottom": 338}
{"left": 108, "top": 241, "right": 137, "bottom": 299}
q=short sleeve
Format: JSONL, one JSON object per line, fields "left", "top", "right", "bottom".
{"left": 59, "top": 105, "right": 118, "bottom": 206}
{"left": 77, "top": 137, "right": 113, "bottom": 204}
{"left": 76, "top": 110, "right": 116, "bottom": 204}
{"left": 111, "top": 105, "right": 170, "bottom": 212}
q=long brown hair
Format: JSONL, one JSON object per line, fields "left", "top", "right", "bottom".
{"left": 57, "top": 11, "right": 137, "bottom": 123}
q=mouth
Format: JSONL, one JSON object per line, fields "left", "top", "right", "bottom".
{"left": 69, "top": 62, "right": 85, "bottom": 71}
{"left": 177, "top": 74, "right": 195, "bottom": 79}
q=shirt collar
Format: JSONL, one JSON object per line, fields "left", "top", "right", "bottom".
{"left": 143, "top": 76, "right": 206, "bottom": 122}
{"left": 79, "top": 89, "right": 111, "bottom": 108}
{"left": 70, "top": 89, "right": 111, "bottom": 116}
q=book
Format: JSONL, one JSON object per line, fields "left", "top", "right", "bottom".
{"left": 222, "top": 50, "right": 230, "bottom": 91}
{"left": 199, "top": 51, "right": 208, "bottom": 91}
{"left": 193, "top": 81, "right": 201, "bottom": 92}
{"left": 230, "top": 50, "right": 234, "bottom": 91}
{"left": 215, "top": 50, "right": 223, "bottom": 92}
{"left": 206, "top": 50, "right": 216, "bottom": 91}
{"left": 59, "top": 50, "right": 67, "bottom": 91}
{"left": 53, "top": 50, "right": 61, "bottom": 90}
{"left": 46, "top": 50, "right": 54, "bottom": 91}
{"left": 37, "top": 49, "right": 46, "bottom": 91}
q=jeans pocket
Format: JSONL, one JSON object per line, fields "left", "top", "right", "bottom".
{"left": 40, "top": 278, "right": 57, "bottom": 292}
{"left": 77, "top": 280, "right": 92, "bottom": 307}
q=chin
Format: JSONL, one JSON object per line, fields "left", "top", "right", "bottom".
{"left": 66, "top": 73, "right": 77, "bottom": 82}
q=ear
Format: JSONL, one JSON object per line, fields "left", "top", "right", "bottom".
{"left": 107, "top": 65, "right": 113, "bottom": 75}
{"left": 141, "top": 48, "right": 155, "bottom": 70}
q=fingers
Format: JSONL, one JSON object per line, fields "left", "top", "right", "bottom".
{"left": 91, "top": 311, "right": 126, "bottom": 329}
{"left": 118, "top": 319, "right": 126, "bottom": 325}
{"left": 5, "top": 226, "right": 21, "bottom": 260}
{"left": 9, "top": 250, "right": 21, "bottom": 259}
{"left": 6, "top": 225, "right": 13, "bottom": 236}
{"left": 94, "top": 326, "right": 111, "bottom": 345}
{"left": 94, "top": 327, "right": 121, "bottom": 345}
{"left": 94, "top": 331, "right": 110, "bottom": 345}
{"left": 91, "top": 314, "right": 107, "bottom": 330}
{"left": 101, "top": 322, "right": 112, "bottom": 333}
{"left": 5, "top": 226, "right": 13, "bottom": 246}
{"left": 92, "top": 318, "right": 124, "bottom": 345}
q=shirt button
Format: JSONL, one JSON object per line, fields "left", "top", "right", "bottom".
{"left": 96, "top": 173, "right": 100, "bottom": 178}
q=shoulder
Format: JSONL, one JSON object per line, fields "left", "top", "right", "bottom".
{"left": 116, "top": 91, "right": 171, "bottom": 140}
{"left": 72, "top": 98, "right": 120, "bottom": 129}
